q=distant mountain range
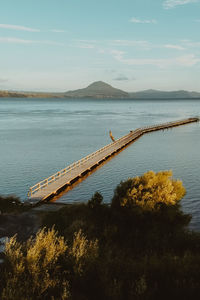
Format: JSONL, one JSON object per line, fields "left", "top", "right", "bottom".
{"left": 1, "top": 81, "right": 200, "bottom": 99}
{"left": 129, "top": 89, "right": 200, "bottom": 99}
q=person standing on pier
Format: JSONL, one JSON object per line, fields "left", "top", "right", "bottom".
{"left": 109, "top": 130, "right": 115, "bottom": 142}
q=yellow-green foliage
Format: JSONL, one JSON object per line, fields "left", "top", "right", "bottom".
{"left": 2, "top": 227, "right": 99, "bottom": 300}
{"left": 2, "top": 227, "right": 68, "bottom": 300}
{"left": 70, "top": 229, "right": 98, "bottom": 275}
{"left": 112, "top": 170, "right": 186, "bottom": 210}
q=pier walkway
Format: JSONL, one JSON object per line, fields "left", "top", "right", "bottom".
{"left": 28, "top": 117, "right": 199, "bottom": 203}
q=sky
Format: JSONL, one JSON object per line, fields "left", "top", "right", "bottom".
{"left": 0, "top": 0, "right": 200, "bottom": 92}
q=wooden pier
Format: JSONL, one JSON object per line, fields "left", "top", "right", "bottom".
{"left": 28, "top": 117, "right": 199, "bottom": 203}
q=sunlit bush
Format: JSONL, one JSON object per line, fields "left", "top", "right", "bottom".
{"left": 1, "top": 226, "right": 99, "bottom": 300}
{"left": 2, "top": 227, "right": 68, "bottom": 300}
{"left": 112, "top": 170, "right": 186, "bottom": 210}
{"left": 70, "top": 229, "right": 98, "bottom": 275}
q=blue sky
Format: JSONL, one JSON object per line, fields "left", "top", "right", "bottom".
{"left": 0, "top": 0, "right": 200, "bottom": 92}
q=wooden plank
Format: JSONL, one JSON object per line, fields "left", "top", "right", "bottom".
{"left": 28, "top": 117, "right": 199, "bottom": 203}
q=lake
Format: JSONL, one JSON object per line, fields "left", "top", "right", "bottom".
{"left": 0, "top": 98, "right": 199, "bottom": 229}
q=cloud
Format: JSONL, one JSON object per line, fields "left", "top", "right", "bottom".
{"left": 164, "top": 44, "right": 185, "bottom": 50}
{"left": 78, "top": 44, "right": 95, "bottom": 49}
{"left": 0, "top": 24, "right": 67, "bottom": 33}
{"left": 0, "top": 37, "right": 63, "bottom": 45}
{"left": 105, "top": 69, "right": 116, "bottom": 74}
{"left": 0, "top": 24, "right": 40, "bottom": 32}
{"left": 111, "top": 50, "right": 125, "bottom": 59}
{"left": 98, "top": 49, "right": 105, "bottom": 54}
{"left": 74, "top": 39, "right": 99, "bottom": 44}
{"left": 72, "top": 40, "right": 95, "bottom": 49}
{"left": 0, "top": 78, "right": 8, "bottom": 83}
{"left": 130, "top": 17, "right": 157, "bottom": 24}
{"left": 182, "top": 40, "right": 200, "bottom": 48}
{"left": 50, "top": 29, "right": 66, "bottom": 33}
{"left": 163, "top": 0, "right": 198, "bottom": 9}
{"left": 111, "top": 40, "right": 151, "bottom": 49}
{"left": 111, "top": 50, "right": 200, "bottom": 67}
{"left": 73, "top": 39, "right": 151, "bottom": 51}
{"left": 114, "top": 75, "right": 129, "bottom": 81}
{"left": 0, "top": 37, "right": 34, "bottom": 44}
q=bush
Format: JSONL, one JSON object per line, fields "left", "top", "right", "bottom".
{"left": 1, "top": 227, "right": 99, "bottom": 300}
{"left": 70, "top": 229, "right": 98, "bottom": 275}
{"left": 2, "top": 227, "right": 68, "bottom": 300}
{"left": 0, "top": 196, "right": 24, "bottom": 214}
{"left": 111, "top": 170, "right": 186, "bottom": 210}
{"left": 88, "top": 192, "right": 103, "bottom": 209}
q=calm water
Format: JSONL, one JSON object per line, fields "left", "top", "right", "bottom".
{"left": 0, "top": 98, "right": 200, "bottom": 229}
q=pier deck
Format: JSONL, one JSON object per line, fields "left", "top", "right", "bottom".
{"left": 28, "top": 117, "right": 199, "bottom": 203}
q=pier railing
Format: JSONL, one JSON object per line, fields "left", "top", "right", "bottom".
{"left": 28, "top": 130, "right": 140, "bottom": 196}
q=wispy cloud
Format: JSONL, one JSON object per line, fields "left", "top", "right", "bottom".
{"left": 111, "top": 50, "right": 200, "bottom": 67}
{"left": 0, "top": 37, "right": 63, "bottom": 45}
{"left": 0, "top": 24, "right": 40, "bottom": 32}
{"left": 0, "top": 24, "right": 67, "bottom": 33}
{"left": 163, "top": 0, "right": 198, "bottom": 9}
{"left": 0, "top": 77, "right": 8, "bottom": 83}
{"left": 71, "top": 38, "right": 200, "bottom": 55}
{"left": 113, "top": 75, "right": 129, "bottom": 81}
{"left": 164, "top": 44, "right": 185, "bottom": 50}
{"left": 73, "top": 39, "right": 151, "bottom": 51}
{"left": 50, "top": 29, "right": 66, "bottom": 33}
{"left": 111, "top": 40, "right": 151, "bottom": 49}
{"left": 181, "top": 39, "right": 200, "bottom": 48}
{"left": 73, "top": 39, "right": 100, "bottom": 43}
{"left": 78, "top": 44, "right": 95, "bottom": 49}
{"left": 0, "top": 37, "right": 35, "bottom": 44}
{"left": 98, "top": 49, "right": 106, "bottom": 54}
{"left": 130, "top": 17, "right": 157, "bottom": 24}
{"left": 111, "top": 50, "right": 125, "bottom": 59}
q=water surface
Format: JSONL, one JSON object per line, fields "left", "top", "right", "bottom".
{"left": 0, "top": 98, "right": 199, "bottom": 229}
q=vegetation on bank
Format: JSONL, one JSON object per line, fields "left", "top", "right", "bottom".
{"left": 1, "top": 170, "right": 200, "bottom": 299}
{"left": 0, "top": 195, "right": 28, "bottom": 214}
{"left": 0, "top": 90, "right": 55, "bottom": 98}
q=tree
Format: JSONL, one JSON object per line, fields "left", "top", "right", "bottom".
{"left": 88, "top": 192, "right": 103, "bottom": 209}
{"left": 111, "top": 170, "right": 186, "bottom": 210}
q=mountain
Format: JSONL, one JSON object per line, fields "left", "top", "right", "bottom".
{"left": 1, "top": 82, "right": 200, "bottom": 99}
{"left": 63, "top": 81, "right": 129, "bottom": 98}
{"left": 129, "top": 89, "right": 200, "bottom": 99}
